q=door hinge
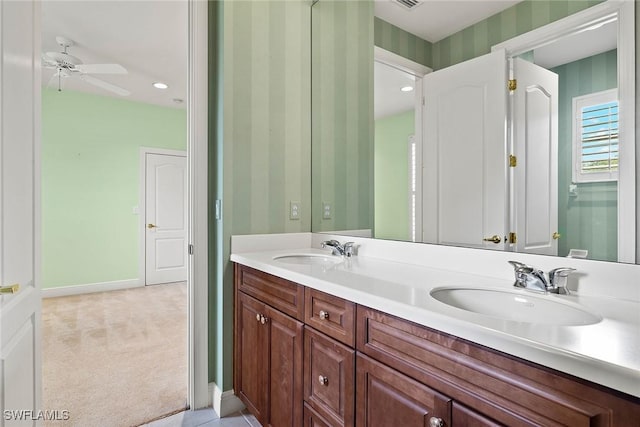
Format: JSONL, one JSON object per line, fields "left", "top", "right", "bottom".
{"left": 508, "top": 79, "right": 517, "bottom": 91}
{"left": 509, "top": 154, "right": 517, "bottom": 167}
{"left": 508, "top": 232, "right": 517, "bottom": 244}
{"left": 189, "top": 244, "right": 194, "bottom": 255}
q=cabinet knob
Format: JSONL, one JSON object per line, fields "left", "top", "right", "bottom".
{"left": 318, "top": 310, "right": 329, "bottom": 320}
{"left": 256, "top": 313, "right": 261, "bottom": 322}
{"left": 318, "top": 375, "right": 328, "bottom": 386}
{"left": 429, "top": 417, "right": 444, "bottom": 427}
{"left": 260, "top": 315, "right": 268, "bottom": 325}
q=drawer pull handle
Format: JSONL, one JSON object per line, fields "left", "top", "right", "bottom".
{"left": 318, "top": 375, "right": 328, "bottom": 386}
{"left": 260, "top": 315, "right": 268, "bottom": 325}
{"left": 318, "top": 310, "right": 329, "bottom": 320}
{"left": 429, "top": 417, "right": 444, "bottom": 427}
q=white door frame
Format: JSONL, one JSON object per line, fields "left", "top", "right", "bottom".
{"left": 138, "top": 148, "right": 188, "bottom": 286}
{"left": 492, "top": 0, "right": 635, "bottom": 263}
{"left": 374, "top": 46, "right": 431, "bottom": 242}
{"left": 187, "top": 0, "right": 209, "bottom": 409}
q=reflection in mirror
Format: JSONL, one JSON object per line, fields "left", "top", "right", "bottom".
{"left": 311, "top": 1, "right": 636, "bottom": 264}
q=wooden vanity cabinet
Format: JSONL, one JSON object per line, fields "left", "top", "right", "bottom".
{"left": 234, "top": 265, "right": 305, "bottom": 427}
{"left": 356, "top": 305, "right": 640, "bottom": 427}
{"left": 234, "top": 265, "right": 640, "bottom": 427}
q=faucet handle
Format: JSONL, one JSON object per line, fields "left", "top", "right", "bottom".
{"left": 548, "top": 267, "right": 576, "bottom": 294}
{"left": 343, "top": 242, "right": 357, "bottom": 257}
{"left": 508, "top": 260, "right": 529, "bottom": 271}
{"left": 321, "top": 239, "right": 340, "bottom": 248}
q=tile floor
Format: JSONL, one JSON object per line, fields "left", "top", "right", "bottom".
{"left": 143, "top": 408, "right": 260, "bottom": 427}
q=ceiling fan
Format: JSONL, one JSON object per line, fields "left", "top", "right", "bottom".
{"left": 42, "top": 36, "right": 131, "bottom": 96}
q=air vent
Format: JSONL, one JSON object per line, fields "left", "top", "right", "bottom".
{"left": 392, "top": 0, "right": 423, "bottom": 11}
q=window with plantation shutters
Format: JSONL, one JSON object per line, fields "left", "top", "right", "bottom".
{"left": 572, "top": 89, "right": 618, "bottom": 183}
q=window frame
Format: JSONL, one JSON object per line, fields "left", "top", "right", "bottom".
{"left": 571, "top": 88, "right": 619, "bottom": 183}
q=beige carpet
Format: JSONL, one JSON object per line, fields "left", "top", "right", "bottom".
{"left": 42, "top": 282, "right": 188, "bottom": 427}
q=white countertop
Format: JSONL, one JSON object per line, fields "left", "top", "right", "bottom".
{"left": 231, "top": 243, "right": 640, "bottom": 398}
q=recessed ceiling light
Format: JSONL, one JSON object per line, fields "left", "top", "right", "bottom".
{"left": 153, "top": 82, "right": 169, "bottom": 89}
{"left": 401, "top": 86, "right": 414, "bottom": 92}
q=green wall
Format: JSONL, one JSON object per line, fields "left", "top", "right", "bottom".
{"left": 552, "top": 50, "right": 618, "bottom": 262}
{"left": 432, "top": 0, "right": 604, "bottom": 70}
{"left": 215, "top": 0, "right": 311, "bottom": 389}
{"left": 374, "top": 17, "right": 432, "bottom": 68}
{"left": 311, "top": 0, "right": 374, "bottom": 233}
{"left": 374, "top": 110, "right": 413, "bottom": 241}
{"left": 41, "top": 89, "right": 186, "bottom": 289}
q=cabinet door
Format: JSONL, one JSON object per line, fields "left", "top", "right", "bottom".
{"left": 453, "top": 403, "right": 503, "bottom": 427}
{"left": 356, "top": 354, "right": 451, "bottom": 427}
{"left": 266, "top": 304, "right": 304, "bottom": 427}
{"left": 235, "top": 292, "right": 269, "bottom": 424}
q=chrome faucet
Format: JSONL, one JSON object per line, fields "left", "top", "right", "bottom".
{"left": 321, "top": 240, "right": 356, "bottom": 257}
{"left": 508, "top": 261, "right": 575, "bottom": 294}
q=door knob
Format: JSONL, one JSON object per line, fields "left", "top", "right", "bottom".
{"left": 552, "top": 232, "right": 561, "bottom": 240}
{"left": 483, "top": 235, "right": 502, "bottom": 244}
{"left": 0, "top": 284, "right": 20, "bottom": 294}
{"left": 147, "top": 223, "right": 157, "bottom": 229}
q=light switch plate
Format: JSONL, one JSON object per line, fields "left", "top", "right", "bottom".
{"left": 289, "top": 201, "right": 301, "bottom": 220}
{"left": 322, "top": 202, "right": 332, "bottom": 220}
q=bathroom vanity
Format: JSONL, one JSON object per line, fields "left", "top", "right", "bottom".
{"left": 231, "top": 234, "right": 640, "bottom": 427}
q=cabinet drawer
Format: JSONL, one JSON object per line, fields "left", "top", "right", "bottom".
{"left": 357, "top": 305, "right": 640, "bottom": 427}
{"left": 304, "top": 403, "right": 334, "bottom": 427}
{"left": 235, "top": 264, "right": 304, "bottom": 321}
{"left": 304, "top": 327, "right": 355, "bottom": 427}
{"left": 305, "top": 288, "right": 355, "bottom": 346}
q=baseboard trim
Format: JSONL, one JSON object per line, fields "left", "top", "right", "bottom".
{"left": 42, "top": 279, "right": 142, "bottom": 298}
{"left": 209, "top": 383, "right": 245, "bottom": 418}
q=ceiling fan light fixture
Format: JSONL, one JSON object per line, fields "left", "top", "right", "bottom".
{"left": 153, "top": 82, "right": 169, "bottom": 89}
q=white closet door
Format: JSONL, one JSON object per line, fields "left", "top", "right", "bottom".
{"left": 512, "top": 58, "right": 559, "bottom": 256}
{"left": 145, "top": 153, "right": 188, "bottom": 285}
{"left": 423, "top": 50, "right": 508, "bottom": 250}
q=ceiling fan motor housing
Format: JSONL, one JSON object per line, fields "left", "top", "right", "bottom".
{"left": 46, "top": 51, "right": 82, "bottom": 68}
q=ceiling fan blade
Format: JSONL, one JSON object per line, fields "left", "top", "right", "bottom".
{"left": 79, "top": 75, "right": 130, "bottom": 96}
{"left": 75, "top": 63, "right": 127, "bottom": 74}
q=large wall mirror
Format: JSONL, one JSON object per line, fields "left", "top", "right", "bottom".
{"left": 311, "top": 0, "right": 636, "bottom": 264}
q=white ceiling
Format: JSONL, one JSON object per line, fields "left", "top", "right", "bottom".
{"left": 41, "top": 0, "right": 187, "bottom": 109}
{"left": 375, "top": 0, "right": 521, "bottom": 43}
{"left": 375, "top": 62, "right": 417, "bottom": 119}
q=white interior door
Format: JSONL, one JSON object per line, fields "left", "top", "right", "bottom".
{"left": 512, "top": 58, "right": 559, "bottom": 255}
{"left": 1, "top": 0, "right": 41, "bottom": 423}
{"left": 423, "top": 50, "right": 507, "bottom": 250}
{"left": 145, "top": 153, "right": 188, "bottom": 285}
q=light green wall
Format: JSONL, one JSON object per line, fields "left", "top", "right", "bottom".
{"left": 41, "top": 89, "right": 186, "bottom": 289}
{"left": 552, "top": 50, "right": 618, "bottom": 262}
{"left": 216, "top": 0, "right": 311, "bottom": 388}
{"left": 374, "top": 17, "right": 432, "bottom": 68}
{"left": 432, "top": 0, "right": 604, "bottom": 70}
{"left": 311, "top": 0, "right": 374, "bottom": 233}
{"left": 374, "top": 110, "right": 413, "bottom": 241}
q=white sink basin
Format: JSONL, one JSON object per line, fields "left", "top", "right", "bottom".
{"left": 430, "top": 287, "right": 601, "bottom": 326}
{"left": 273, "top": 253, "right": 343, "bottom": 266}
